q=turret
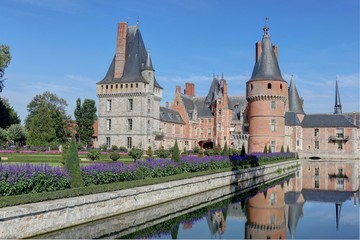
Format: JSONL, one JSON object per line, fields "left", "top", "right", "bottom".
{"left": 288, "top": 76, "right": 305, "bottom": 121}
{"left": 334, "top": 79, "right": 342, "bottom": 114}
{"left": 246, "top": 24, "right": 288, "bottom": 153}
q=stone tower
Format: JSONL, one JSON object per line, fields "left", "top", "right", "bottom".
{"left": 96, "top": 22, "right": 163, "bottom": 150}
{"left": 246, "top": 24, "right": 288, "bottom": 153}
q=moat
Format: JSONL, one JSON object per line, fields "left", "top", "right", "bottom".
{"left": 36, "top": 159, "right": 359, "bottom": 239}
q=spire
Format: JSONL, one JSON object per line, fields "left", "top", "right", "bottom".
{"left": 249, "top": 24, "right": 284, "bottom": 81}
{"left": 143, "top": 49, "right": 154, "bottom": 71}
{"left": 288, "top": 76, "right": 305, "bottom": 114}
{"left": 335, "top": 203, "right": 342, "bottom": 231}
{"left": 334, "top": 79, "right": 342, "bottom": 114}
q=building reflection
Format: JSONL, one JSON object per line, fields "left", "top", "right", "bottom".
{"left": 243, "top": 159, "right": 359, "bottom": 239}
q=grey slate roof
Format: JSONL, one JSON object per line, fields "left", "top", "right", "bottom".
{"left": 204, "top": 78, "right": 221, "bottom": 106}
{"left": 97, "top": 25, "right": 162, "bottom": 89}
{"left": 160, "top": 107, "right": 184, "bottom": 124}
{"left": 288, "top": 79, "right": 304, "bottom": 114}
{"left": 229, "top": 96, "right": 247, "bottom": 121}
{"left": 344, "top": 112, "right": 360, "bottom": 127}
{"left": 301, "top": 114, "right": 357, "bottom": 128}
{"left": 301, "top": 189, "right": 353, "bottom": 203}
{"left": 180, "top": 94, "right": 196, "bottom": 119}
{"left": 249, "top": 26, "right": 285, "bottom": 81}
{"left": 285, "top": 111, "right": 301, "bottom": 126}
{"left": 194, "top": 97, "right": 213, "bottom": 117}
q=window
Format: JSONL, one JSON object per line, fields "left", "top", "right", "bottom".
{"left": 336, "top": 128, "right": 344, "bottom": 138}
{"left": 314, "top": 167, "right": 319, "bottom": 176}
{"left": 106, "top": 85, "right": 108, "bottom": 89}
{"left": 218, "top": 110, "right": 222, "bottom": 115}
{"left": 314, "top": 128, "right": 319, "bottom": 137}
{"left": 130, "top": 83, "right": 133, "bottom": 88}
{"left": 185, "top": 141, "right": 189, "bottom": 146}
{"left": 268, "top": 83, "right": 272, "bottom": 89}
{"left": 280, "top": 84, "right": 283, "bottom": 90}
{"left": 271, "top": 141, "right": 276, "bottom": 153}
{"left": 200, "top": 128, "right": 204, "bottom": 136}
{"left": 127, "top": 119, "right": 133, "bottom": 131}
{"left": 125, "top": 84, "right": 128, "bottom": 88}
{"left": 106, "top": 137, "right": 111, "bottom": 149}
{"left": 106, "top": 119, "right": 111, "bottom": 130}
{"left": 271, "top": 100, "right": 276, "bottom": 109}
{"left": 127, "top": 137, "right": 132, "bottom": 149}
{"left": 338, "top": 168, "right": 343, "bottom": 176}
{"left": 337, "top": 142, "right": 343, "bottom": 150}
{"left": 201, "top": 119, "right": 204, "bottom": 123}
{"left": 314, "top": 141, "right": 319, "bottom": 150}
{"left": 208, "top": 128, "right": 211, "bottom": 137}
{"left": 172, "top": 124, "right": 175, "bottom": 134}
{"left": 208, "top": 118, "right": 211, "bottom": 123}
{"left": 271, "top": 119, "right": 276, "bottom": 132}
{"left": 128, "top": 99, "right": 133, "bottom": 111}
{"left": 136, "top": 83, "right": 138, "bottom": 88}
{"left": 106, "top": 99, "right": 112, "bottom": 111}
{"left": 251, "top": 84, "right": 253, "bottom": 91}
{"left": 314, "top": 179, "right": 319, "bottom": 188}
{"left": 121, "top": 84, "right": 123, "bottom": 88}
{"left": 336, "top": 178, "right": 344, "bottom": 190}
{"left": 270, "top": 192, "right": 276, "bottom": 206}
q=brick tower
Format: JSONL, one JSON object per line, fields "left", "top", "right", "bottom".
{"left": 246, "top": 24, "right": 288, "bottom": 153}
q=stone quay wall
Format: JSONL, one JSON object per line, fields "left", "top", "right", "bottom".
{"left": 0, "top": 160, "right": 300, "bottom": 239}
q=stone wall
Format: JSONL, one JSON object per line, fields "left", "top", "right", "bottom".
{"left": 0, "top": 160, "right": 299, "bottom": 239}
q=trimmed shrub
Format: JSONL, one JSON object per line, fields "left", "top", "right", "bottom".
{"left": 172, "top": 140, "right": 180, "bottom": 163}
{"left": 286, "top": 145, "right": 290, "bottom": 153}
{"left": 222, "top": 142, "right": 229, "bottom": 157}
{"left": 87, "top": 149, "right": 100, "bottom": 161}
{"left": 111, "top": 145, "right": 118, "bottom": 152}
{"left": 109, "top": 151, "right": 120, "bottom": 161}
{"left": 64, "top": 137, "right": 84, "bottom": 188}
{"left": 280, "top": 145, "right": 284, "bottom": 153}
{"left": 119, "top": 146, "right": 127, "bottom": 152}
{"left": 240, "top": 143, "right": 246, "bottom": 156}
{"left": 198, "top": 147, "right": 204, "bottom": 158}
{"left": 146, "top": 146, "right": 153, "bottom": 157}
{"left": 129, "top": 147, "right": 143, "bottom": 162}
{"left": 155, "top": 146, "right": 171, "bottom": 158}
{"left": 263, "top": 144, "right": 268, "bottom": 153}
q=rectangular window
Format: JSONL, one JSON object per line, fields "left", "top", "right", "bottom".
{"left": 106, "top": 119, "right": 111, "bottom": 130}
{"left": 336, "top": 128, "right": 344, "bottom": 138}
{"left": 127, "top": 137, "right": 132, "bottom": 149}
{"left": 200, "top": 128, "right": 204, "bottom": 136}
{"left": 128, "top": 99, "right": 133, "bottom": 111}
{"left": 172, "top": 124, "right": 175, "bottom": 134}
{"left": 314, "top": 141, "right": 319, "bottom": 150}
{"left": 270, "top": 192, "right": 276, "bottom": 206}
{"left": 185, "top": 141, "right": 189, "bottom": 146}
{"left": 337, "top": 142, "right": 343, "bottom": 150}
{"left": 271, "top": 141, "right": 276, "bottom": 152}
{"left": 271, "top": 119, "right": 276, "bottom": 132}
{"left": 106, "top": 99, "right": 112, "bottom": 111}
{"left": 201, "top": 119, "right": 204, "bottom": 123}
{"left": 314, "top": 128, "right": 319, "bottom": 137}
{"left": 218, "top": 110, "right": 222, "bottom": 115}
{"left": 127, "top": 119, "right": 133, "bottom": 131}
{"left": 208, "top": 118, "right": 211, "bottom": 123}
{"left": 207, "top": 128, "right": 211, "bottom": 137}
{"left": 314, "top": 167, "right": 319, "bottom": 176}
{"left": 336, "top": 178, "right": 344, "bottom": 190}
{"left": 106, "top": 137, "right": 111, "bottom": 149}
{"left": 314, "top": 179, "right": 319, "bottom": 189}
{"left": 271, "top": 100, "right": 276, "bottom": 109}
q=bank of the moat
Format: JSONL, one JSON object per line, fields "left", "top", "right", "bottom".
{"left": 0, "top": 160, "right": 299, "bottom": 239}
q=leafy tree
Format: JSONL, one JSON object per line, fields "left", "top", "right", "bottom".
{"left": 74, "top": 98, "right": 97, "bottom": 147}
{"left": 240, "top": 143, "right": 246, "bottom": 156}
{"left": 7, "top": 124, "right": 27, "bottom": 146}
{"left": 0, "top": 128, "right": 7, "bottom": 146}
{"left": 129, "top": 147, "right": 143, "bottom": 162}
{"left": 0, "top": 98, "right": 20, "bottom": 129}
{"left": 172, "top": 140, "right": 180, "bottom": 163}
{"left": 25, "top": 92, "right": 69, "bottom": 146}
{"left": 0, "top": 45, "right": 11, "bottom": 93}
{"left": 222, "top": 142, "right": 229, "bottom": 157}
{"left": 64, "top": 137, "right": 83, "bottom": 188}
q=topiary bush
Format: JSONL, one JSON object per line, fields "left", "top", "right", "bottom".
{"left": 65, "top": 137, "right": 84, "bottom": 188}
{"left": 155, "top": 146, "right": 170, "bottom": 158}
{"left": 87, "top": 149, "right": 100, "bottom": 161}
{"left": 129, "top": 147, "right": 143, "bottom": 162}
{"left": 109, "top": 151, "right": 120, "bottom": 161}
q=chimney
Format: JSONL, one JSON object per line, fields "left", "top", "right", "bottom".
{"left": 176, "top": 85, "right": 181, "bottom": 93}
{"left": 114, "top": 22, "right": 127, "bottom": 79}
{"left": 272, "top": 45, "right": 278, "bottom": 59}
{"left": 185, "top": 83, "right": 195, "bottom": 97}
{"left": 165, "top": 101, "right": 169, "bottom": 108}
{"left": 354, "top": 112, "right": 357, "bottom": 125}
{"left": 255, "top": 41, "right": 262, "bottom": 63}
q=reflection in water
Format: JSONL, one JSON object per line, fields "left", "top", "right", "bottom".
{"left": 38, "top": 160, "right": 359, "bottom": 239}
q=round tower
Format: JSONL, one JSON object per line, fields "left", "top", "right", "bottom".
{"left": 246, "top": 24, "right": 288, "bottom": 153}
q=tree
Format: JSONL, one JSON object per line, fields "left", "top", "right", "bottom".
{"left": 0, "top": 45, "right": 11, "bottom": 93}
{"left": 280, "top": 145, "right": 284, "bottom": 153}
{"left": 240, "top": 143, "right": 246, "bottom": 156}
{"left": 172, "top": 140, "right": 180, "bottom": 163}
{"left": 222, "top": 142, "right": 229, "bottom": 157}
{"left": 129, "top": 147, "right": 143, "bottom": 162}
{"left": 286, "top": 145, "right": 290, "bottom": 153}
{"left": 25, "top": 92, "right": 69, "bottom": 147}
{"left": 7, "top": 124, "right": 27, "bottom": 146}
{"left": 64, "top": 137, "right": 83, "bottom": 188}
{"left": 0, "top": 128, "right": 7, "bottom": 146}
{"left": 74, "top": 98, "right": 97, "bottom": 148}
{"left": 263, "top": 144, "right": 268, "bottom": 154}
{"left": 0, "top": 98, "right": 20, "bottom": 129}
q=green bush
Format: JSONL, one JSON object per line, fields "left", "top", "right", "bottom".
{"left": 172, "top": 140, "right": 180, "bottom": 163}
{"left": 111, "top": 145, "right": 118, "bottom": 151}
{"left": 240, "top": 143, "right": 246, "bottom": 156}
{"left": 222, "top": 143, "right": 229, "bottom": 157}
{"left": 65, "top": 137, "right": 84, "bottom": 188}
{"left": 198, "top": 147, "right": 204, "bottom": 157}
{"left": 155, "top": 147, "right": 170, "bottom": 158}
{"left": 193, "top": 146, "right": 199, "bottom": 154}
{"left": 129, "top": 147, "right": 143, "bottom": 162}
{"left": 109, "top": 151, "right": 120, "bottom": 161}
{"left": 119, "top": 146, "right": 127, "bottom": 152}
{"left": 204, "top": 149, "right": 214, "bottom": 156}
{"left": 146, "top": 146, "right": 153, "bottom": 157}
{"left": 87, "top": 149, "right": 100, "bottom": 161}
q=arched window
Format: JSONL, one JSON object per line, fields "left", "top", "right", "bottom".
{"left": 268, "top": 83, "right": 272, "bottom": 89}
{"left": 280, "top": 84, "right": 283, "bottom": 90}
{"left": 250, "top": 84, "right": 253, "bottom": 91}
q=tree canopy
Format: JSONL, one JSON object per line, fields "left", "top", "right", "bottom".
{"left": 0, "top": 98, "right": 20, "bottom": 129}
{"left": 25, "top": 91, "right": 70, "bottom": 147}
{"left": 74, "top": 98, "right": 97, "bottom": 147}
{"left": 0, "top": 45, "right": 12, "bottom": 93}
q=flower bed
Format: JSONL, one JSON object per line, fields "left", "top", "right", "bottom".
{"left": 0, "top": 153, "right": 296, "bottom": 197}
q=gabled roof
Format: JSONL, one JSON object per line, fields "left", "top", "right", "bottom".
{"left": 160, "top": 107, "right": 184, "bottom": 124}
{"left": 301, "top": 114, "right": 357, "bottom": 128}
{"left": 288, "top": 78, "right": 304, "bottom": 114}
{"left": 285, "top": 111, "right": 301, "bottom": 126}
{"left": 204, "top": 78, "right": 221, "bottom": 106}
{"left": 249, "top": 25, "right": 284, "bottom": 82}
{"left": 180, "top": 94, "right": 196, "bottom": 119}
{"left": 97, "top": 25, "right": 162, "bottom": 89}
{"left": 194, "top": 97, "right": 213, "bottom": 117}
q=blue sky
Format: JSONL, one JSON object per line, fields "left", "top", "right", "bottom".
{"left": 1, "top": 0, "right": 359, "bottom": 122}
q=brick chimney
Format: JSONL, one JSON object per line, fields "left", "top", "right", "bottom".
{"left": 272, "top": 45, "right": 278, "bottom": 59}
{"left": 165, "top": 101, "right": 169, "bottom": 108}
{"left": 114, "top": 22, "right": 127, "bottom": 79}
{"left": 185, "top": 82, "right": 195, "bottom": 97}
{"left": 176, "top": 85, "right": 181, "bottom": 93}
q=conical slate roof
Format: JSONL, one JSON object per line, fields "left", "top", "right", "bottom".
{"left": 334, "top": 80, "right": 342, "bottom": 114}
{"left": 250, "top": 25, "right": 284, "bottom": 81}
{"left": 288, "top": 78, "right": 304, "bottom": 114}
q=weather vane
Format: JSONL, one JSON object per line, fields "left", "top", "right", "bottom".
{"left": 265, "top": 17, "right": 269, "bottom": 26}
